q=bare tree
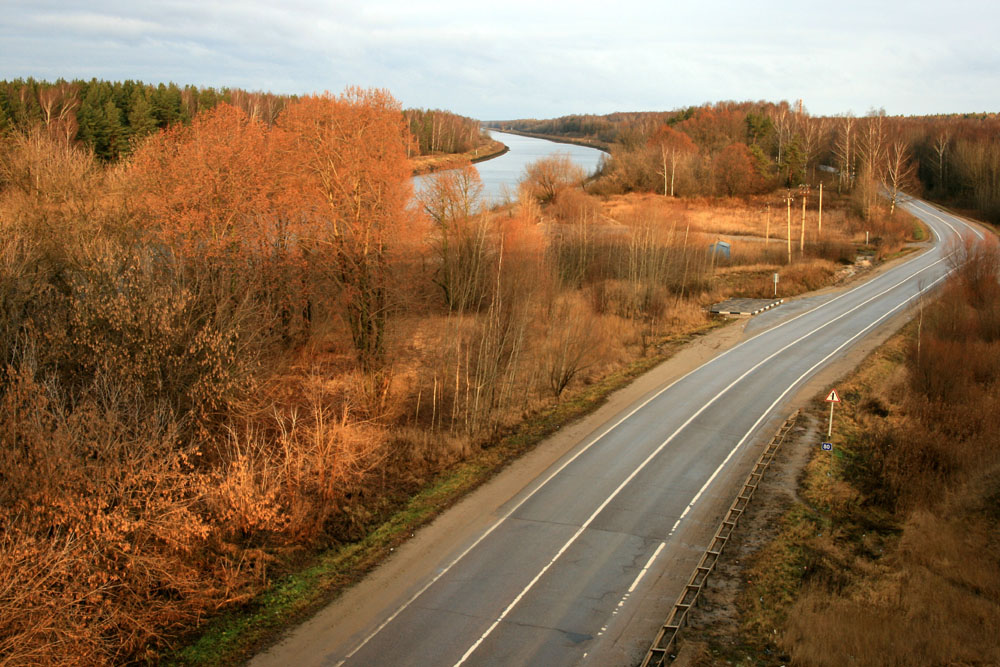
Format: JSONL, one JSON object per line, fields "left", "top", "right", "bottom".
{"left": 797, "top": 114, "right": 829, "bottom": 183}
{"left": 833, "top": 113, "right": 856, "bottom": 193}
{"left": 543, "top": 298, "right": 601, "bottom": 398}
{"left": 884, "top": 140, "right": 915, "bottom": 216}
{"left": 521, "top": 154, "right": 586, "bottom": 204}
{"left": 856, "top": 111, "right": 888, "bottom": 220}
{"left": 649, "top": 125, "right": 696, "bottom": 197}
{"left": 418, "top": 165, "right": 492, "bottom": 313}
{"left": 932, "top": 129, "right": 951, "bottom": 193}
{"left": 769, "top": 105, "right": 794, "bottom": 169}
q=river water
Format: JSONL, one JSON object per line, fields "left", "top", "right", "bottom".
{"left": 414, "top": 130, "right": 607, "bottom": 204}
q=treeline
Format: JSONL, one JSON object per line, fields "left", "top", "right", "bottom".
{"left": 498, "top": 103, "right": 1000, "bottom": 225}
{"left": 0, "top": 78, "right": 485, "bottom": 162}
{"left": 593, "top": 101, "right": 870, "bottom": 200}
{"left": 0, "top": 78, "right": 289, "bottom": 160}
{"left": 488, "top": 110, "right": 686, "bottom": 147}
{"left": 404, "top": 108, "right": 486, "bottom": 155}
{"left": 500, "top": 102, "right": 840, "bottom": 197}
{"left": 899, "top": 114, "right": 1000, "bottom": 223}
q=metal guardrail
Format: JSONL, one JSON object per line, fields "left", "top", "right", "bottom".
{"left": 640, "top": 410, "right": 800, "bottom": 667}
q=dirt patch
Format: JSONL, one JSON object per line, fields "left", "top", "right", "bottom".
{"left": 671, "top": 413, "right": 821, "bottom": 666}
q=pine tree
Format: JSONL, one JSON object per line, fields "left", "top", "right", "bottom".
{"left": 103, "top": 97, "right": 127, "bottom": 160}
{"left": 77, "top": 82, "right": 109, "bottom": 155}
{"left": 150, "top": 83, "right": 176, "bottom": 127}
{"left": 0, "top": 98, "right": 9, "bottom": 135}
{"left": 198, "top": 87, "right": 219, "bottom": 111}
{"left": 127, "top": 88, "right": 158, "bottom": 140}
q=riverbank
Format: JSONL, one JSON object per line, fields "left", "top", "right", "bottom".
{"left": 409, "top": 138, "right": 508, "bottom": 176}
{"left": 483, "top": 127, "right": 611, "bottom": 154}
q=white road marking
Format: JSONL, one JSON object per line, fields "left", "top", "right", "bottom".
{"left": 453, "top": 255, "right": 949, "bottom": 665}
{"left": 629, "top": 542, "right": 666, "bottom": 594}
{"left": 631, "top": 204, "right": 974, "bottom": 601}
{"left": 336, "top": 258, "right": 904, "bottom": 665}
{"left": 907, "top": 200, "right": 984, "bottom": 240}
{"left": 338, "top": 200, "right": 969, "bottom": 666}
{"left": 623, "top": 260, "right": 953, "bottom": 633}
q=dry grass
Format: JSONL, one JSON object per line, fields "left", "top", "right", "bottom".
{"left": 730, "top": 240, "right": 1000, "bottom": 666}
{"left": 0, "top": 127, "right": 920, "bottom": 663}
{"left": 595, "top": 192, "right": 902, "bottom": 304}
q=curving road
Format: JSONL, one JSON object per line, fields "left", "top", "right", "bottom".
{"left": 252, "top": 197, "right": 983, "bottom": 666}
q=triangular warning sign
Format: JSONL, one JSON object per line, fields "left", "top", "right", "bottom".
{"left": 825, "top": 389, "right": 841, "bottom": 403}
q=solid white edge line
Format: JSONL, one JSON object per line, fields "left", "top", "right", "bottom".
{"left": 634, "top": 266, "right": 953, "bottom": 614}
{"left": 336, "top": 199, "right": 962, "bottom": 665}
{"left": 452, "top": 253, "right": 949, "bottom": 665}
{"left": 906, "top": 198, "right": 984, "bottom": 240}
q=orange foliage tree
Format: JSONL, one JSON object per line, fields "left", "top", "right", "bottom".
{"left": 714, "top": 142, "right": 762, "bottom": 196}
{"left": 128, "top": 102, "right": 311, "bottom": 344}
{"left": 675, "top": 108, "right": 746, "bottom": 155}
{"left": 277, "top": 89, "right": 412, "bottom": 373}
{"left": 129, "top": 103, "right": 284, "bottom": 258}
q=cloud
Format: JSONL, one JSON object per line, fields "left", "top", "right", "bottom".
{"left": 1, "top": 0, "right": 998, "bottom": 118}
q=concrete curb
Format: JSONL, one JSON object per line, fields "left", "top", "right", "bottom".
{"left": 709, "top": 298, "right": 784, "bottom": 316}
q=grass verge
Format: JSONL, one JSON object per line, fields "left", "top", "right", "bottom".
{"left": 736, "top": 333, "right": 908, "bottom": 651}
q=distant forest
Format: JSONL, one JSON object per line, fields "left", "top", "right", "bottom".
{"left": 489, "top": 103, "right": 1000, "bottom": 223}
{"left": 0, "top": 78, "right": 485, "bottom": 161}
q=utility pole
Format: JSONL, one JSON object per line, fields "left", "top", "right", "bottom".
{"left": 765, "top": 203, "right": 771, "bottom": 245}
{"left": 817, "top": 183, "right": 823, "bottom": 236}
{"left": 800, "top": 186, "right": 807, "bottom": 253}
{"left": 785, "top": 190, "right": 793, "bottom": 264}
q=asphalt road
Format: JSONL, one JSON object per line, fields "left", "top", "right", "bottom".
{"left": 252, "top": 197, "right": 984, "bottom": 666}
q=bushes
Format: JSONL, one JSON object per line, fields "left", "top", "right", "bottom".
{"left": 769, "top": 238, "right": 1000, "bottom": 665}
{"left": 0, "top": 101, "right": 409, "bottom": 662}
{"left": 0, "top": 106, "right": 918, "bottom": 662}
{"left": 520, "top": 153, "right": 585, "bottom": 204}
{"left": 0, "top": 365, "right": 219, "bottom": 664}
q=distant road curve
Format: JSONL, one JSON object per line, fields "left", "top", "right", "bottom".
{"left": 252, "top": 196, "right": 984, "bottom": 666}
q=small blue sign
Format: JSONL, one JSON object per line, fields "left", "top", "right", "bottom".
{"left": 821, "top": 442, "right": 833, "bottom": 451}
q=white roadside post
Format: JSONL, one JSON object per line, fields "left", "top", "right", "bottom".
{"left": 825, "top": 389, "right": 841, "bottom": 438}
{"left": 773, "top": 272, "right": 779, "bottom": 297}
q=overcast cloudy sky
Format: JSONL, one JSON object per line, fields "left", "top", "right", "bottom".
{"left": 3, "top": 0, "right": 998, "bottom": 119}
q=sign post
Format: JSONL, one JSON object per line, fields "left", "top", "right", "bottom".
{"left": 825, "top": 389, "right": 841, "bottom": 437}
{"left": 773, "top": 272, "right": 779, "bottom": 297}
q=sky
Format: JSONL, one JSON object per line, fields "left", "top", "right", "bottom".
{"left": 3, "top": 0, "right": 999, "bottom": 120}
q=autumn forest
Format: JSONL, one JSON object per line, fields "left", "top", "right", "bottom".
{"left": 1, "top": 79, "right": 998, "bottom": 663}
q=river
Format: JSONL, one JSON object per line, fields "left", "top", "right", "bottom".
{"left": 414, "top": 130, "right": 607, "bottom": 204}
